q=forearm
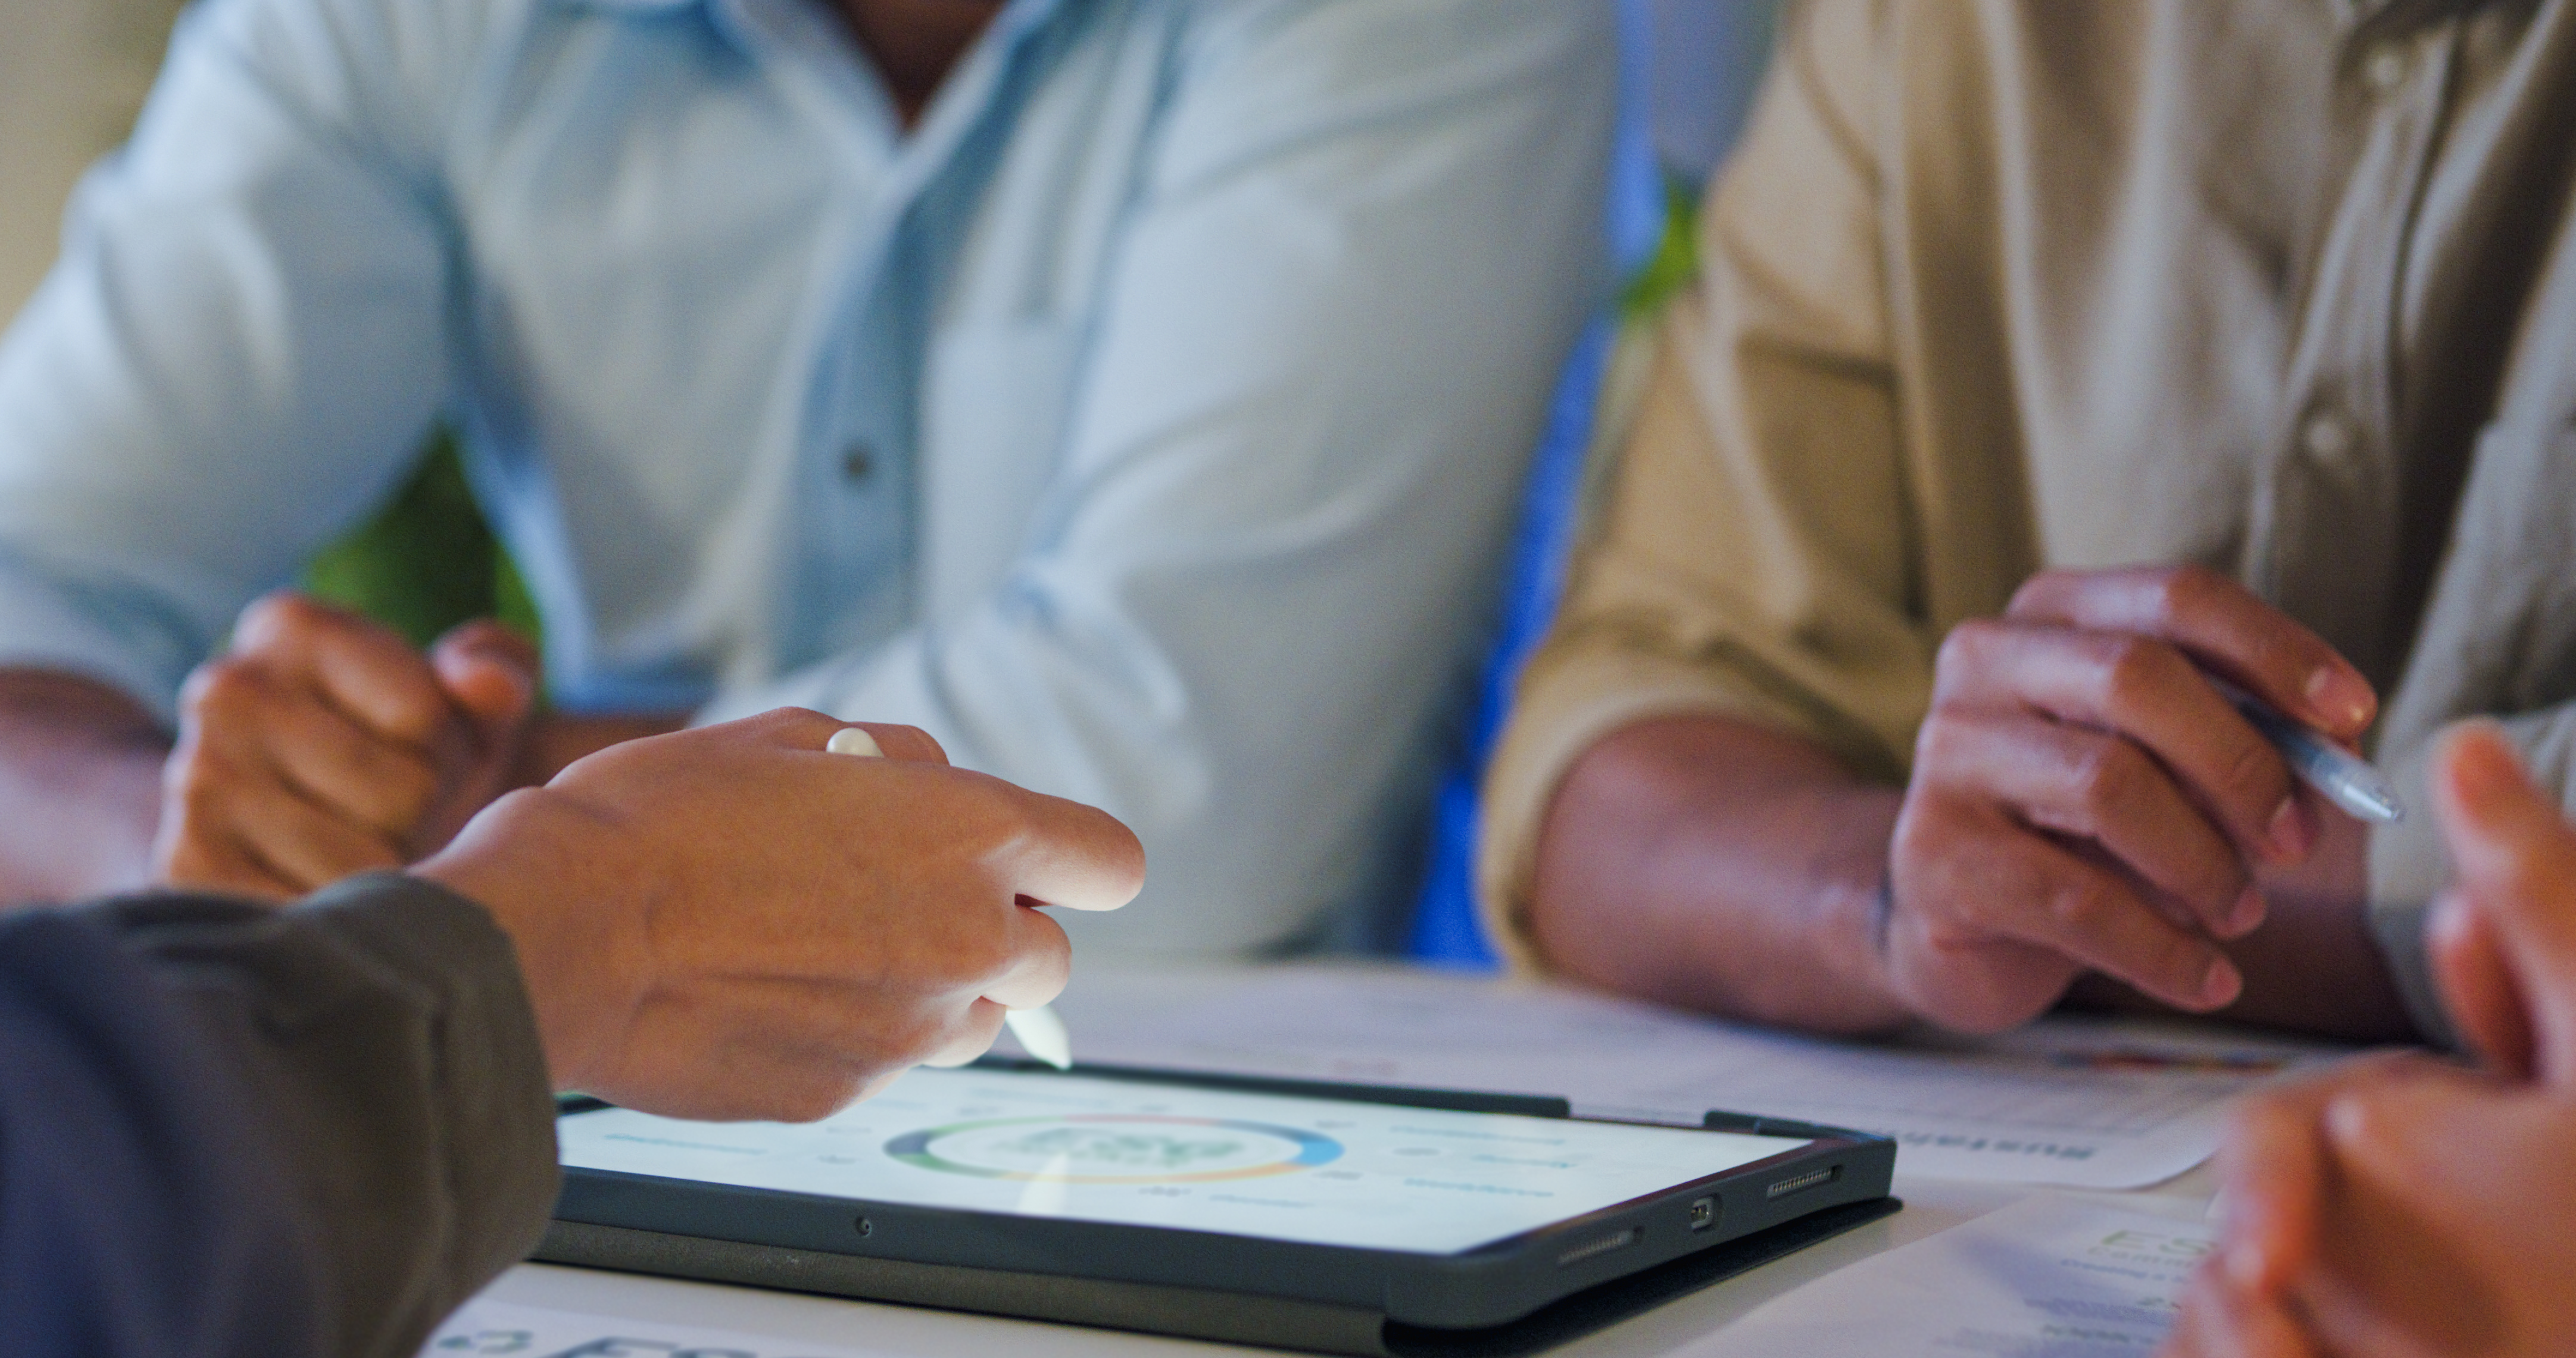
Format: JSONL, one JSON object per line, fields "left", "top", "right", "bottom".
{"left": 1528, "top": 714, "right": 1911, "bottom": 1035}
{"left": 0, "top": 668, "right": 168, "bottom": 907}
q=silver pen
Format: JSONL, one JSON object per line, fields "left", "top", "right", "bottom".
{"left": 2206, "top": 677, "right": 2403, "bottom": 823}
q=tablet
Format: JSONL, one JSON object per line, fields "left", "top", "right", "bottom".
{"left": 541, "top": 1062, "right": 1896, "bottom": 1355}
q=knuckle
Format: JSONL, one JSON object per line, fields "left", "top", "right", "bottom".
{"left": 182, "top": 659, "right": 266, "bottom": 723}
{"left": 267, "top": 591, "right": 329, "bottom": 629}
{"left": 2045, "top": 877, "right": 2113, "bottom": 932}
{"left": 1887, "top": 804, "right": 1994, "bottom": 925}
{"left": 2071, "top": 737, "right": 2145, "bottom": 821}
{"left": 763, "top": 707, "right": 842, "bottom": 740}
{"left": 1912, "top": 711, "right": 1977, "bottom": 770}
{"left": 952, "top": 777, "right": 1036, "bottom": 855}
{"left": 2006, "top": 569, "right": 2071, "bottom": 615}
{"left": 1935, "top": 619, "right": 1998, "bottom": 675}
{"left": 175, "top": 767, "right": 236, "bottom": 822}
{"left": 954, "top": 926, "right": 1020, "bottom": 990}
{"left": 2155, "top": 564, "right": 2227, "bottom": 622}
{"left": 2218, "top": 735, "right": 2285, "bottom": 810}
{"left": 232, "top": 591, "right": 294, "bottom": 638}
{"left": 240, "top": 591, "right": 334, "bottom": 648}
{"left": 880, "top": 723, "right": 946, "bottom": 763}
{"left": 2094, "top": 635, "right": 2177, "bottom": 714}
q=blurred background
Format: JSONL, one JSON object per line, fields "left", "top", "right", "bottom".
{"left": 0, "top": 0, "right": 1779, "bottom": 959}
{"left": 0, "top": 0, "right": 188, "bottom": 320}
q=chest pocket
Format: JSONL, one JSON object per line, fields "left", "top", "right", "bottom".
{"left": 919, "top": 319, "right": 1087, "bottom": 625}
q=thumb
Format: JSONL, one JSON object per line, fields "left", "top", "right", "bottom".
{"left": 2429, "top": 721, "right": 2576, "bottom": 1085}
{"left": 431, "top": 619, "right": 539, "bottom": 744}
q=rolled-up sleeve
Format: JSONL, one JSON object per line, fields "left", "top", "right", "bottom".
{"left": 704, "top": 0, "right": 1618, "bottom": 956}
{"left": 0, "top": 0, "right": 460, "bottom": 721}
{"left": 1477, "top": 2, "right": 1939, "bottom": 969}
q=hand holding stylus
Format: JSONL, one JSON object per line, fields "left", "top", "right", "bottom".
{"left": 414, "top": 709, "right": 1140, "bottom": 1121}
{"left": 1886, "top": 565, "right": 2379, "bottom": 1033}
{"left": 829, "top": 725, "right": 1080, "bottom": 1069}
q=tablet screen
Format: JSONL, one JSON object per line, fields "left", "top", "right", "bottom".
{"left": 558, "top": 1067, "right": 1811, "bottom": 1254}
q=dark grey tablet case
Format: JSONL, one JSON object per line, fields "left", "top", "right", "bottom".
{"left": 538, "top": 1066, "right": 1901, "bottom": 1355}
{"left": 536, "top": 1198, "right": 1897, "bottom": 1356}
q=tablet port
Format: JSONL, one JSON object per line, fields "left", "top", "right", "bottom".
{"left": 1555, "top": 1228, "right": 1640, "bottom": 1267}
{"left": 855, "top": 1217, "right": 874, "bottom": 1237}
{"left": 1688, "top": 1197, "right": 1716, "bottom": 1231}
{"left": 1765, "top": 1165, "right": 1840, "bottom": 1201}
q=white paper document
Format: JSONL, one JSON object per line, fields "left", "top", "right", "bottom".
{"left": 1055, "top": 965, "right": 2352, "bottom": 1189}
{"left": 1682, "top": 1195, "right": 2211, "bottom": 1357}
{"left": 424, "top": 1299, "right": 888, "bottom": 1357}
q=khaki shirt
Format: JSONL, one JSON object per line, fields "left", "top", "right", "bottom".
{"left": 1483, "top": 0, "right": 2576, "bottom": 1041}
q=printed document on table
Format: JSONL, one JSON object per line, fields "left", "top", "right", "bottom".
{"left": 1680, "top": 1194, "right": 2211, "bottom": 1356}
{"left": 424, "top": 1299, "right": 888, "bottom": 1356}
{"left": 1055, "top": 965, "right": 2357, "bottom": 1189}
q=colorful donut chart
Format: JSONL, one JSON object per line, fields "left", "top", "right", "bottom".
{"left": 886, "top": 1114, "right": 1344, "bottom": 1184}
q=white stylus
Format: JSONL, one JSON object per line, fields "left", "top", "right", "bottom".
{"left": 826, "top": 726, "right": 1075, "bottom": 1069}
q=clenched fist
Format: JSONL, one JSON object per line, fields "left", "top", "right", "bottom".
{"left": 154, "top": 592, "right": 537, "bottom": 899}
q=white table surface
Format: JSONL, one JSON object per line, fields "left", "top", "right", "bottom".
{"left": 479, "top": 1162, "right": 2218, "bottom": 1355}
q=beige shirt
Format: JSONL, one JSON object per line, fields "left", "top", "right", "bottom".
{"left": 1483, "top": 0, "right": 2576, "bottom": 1040}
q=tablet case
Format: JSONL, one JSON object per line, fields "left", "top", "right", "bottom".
{"left": 539, "top": 1066, "right": 1902, "bottom": 1355}
{"left": 536, "top": 1197, "right": 1898, "bottom": 1356}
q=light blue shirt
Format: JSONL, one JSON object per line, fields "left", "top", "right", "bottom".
{"left": 0, "top": 0, "right": 1614, "bottom": 954}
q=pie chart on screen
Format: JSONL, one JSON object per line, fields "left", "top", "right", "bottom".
{"left": 886, "top": 1114, "right": 1344, "bottom": 1185}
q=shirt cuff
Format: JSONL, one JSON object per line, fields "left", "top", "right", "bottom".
{"left": 2366, "top": 737, "right": 2460, "bottom": 1049}
{"left": 0, "top": 556, "right": 202, "bottom": 725}
{"left": 2365, "top": 899, "right": 2456, "bottom": 1051}
{"left": 294, "top": 873, "right": 562, "bottom": 1288}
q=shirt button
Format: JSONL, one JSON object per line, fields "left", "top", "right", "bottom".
{"left": 2362, "top": 45, "right": 2408, "bottom": 94}
{"left": 2300, "top": 409, "right": 2359, "bottom": 468}
{"left": 840, "top": 444, "right": 876, "bottom": 483}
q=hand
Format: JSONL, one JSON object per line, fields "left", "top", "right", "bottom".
{"left": 415, "top": 708, "right": 1146, "bottom": 1121}
{"left": 2166, "top": 724, "right": 2576, "bottom": 1358}
{"left": 154, "top": 592, "right": 537, "bottom": 900}
{"left": 1886, "top": 565, "right": 2376, "bottom": 1031}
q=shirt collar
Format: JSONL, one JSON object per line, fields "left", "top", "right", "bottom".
{"left": 554, "top": 0, "right": 1063, "bottom": 35}
{"left": 545, "top": 0, "right": 1066, "bottom": 71}
{"left": 2336, "top": 0, "right": 2507, "bottom": 44}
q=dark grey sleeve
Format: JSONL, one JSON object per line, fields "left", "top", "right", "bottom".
{"left": 0, "top": 872, "right": 558, "bottom": 1357}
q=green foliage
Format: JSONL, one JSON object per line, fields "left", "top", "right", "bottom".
{"left": 299, "top": 433, "right": 541, "bottom": 658}
{"left": 1620, "top": 174, "right": 1705, "bottom": 321}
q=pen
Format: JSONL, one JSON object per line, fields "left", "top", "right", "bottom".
{"left": 826, "top": 726, "right": 1076, "bottom": 1068}
{"left": 2204, "top": 677, "right": 2404, "bottom": 823}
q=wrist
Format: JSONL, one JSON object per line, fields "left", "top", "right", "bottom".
{"left": 0, "top": 670, "right": 170, "bottom": 904}
{"left": 414, "top": 787, "right": 649, "bottom": 1090}
{"left": 1811, "top": 785, "right": 1916, "bottom": 1028}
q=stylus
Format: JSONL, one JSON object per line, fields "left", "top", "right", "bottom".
{"left": 1001, "top": 1003, "right": 1074, "bottom": 1070}
{"left": 2204, "top": 677, "right": 2404, "bottom": 823}
{"left": 827, "top": 726, "right": 1078, "bottom": 1069}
